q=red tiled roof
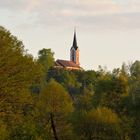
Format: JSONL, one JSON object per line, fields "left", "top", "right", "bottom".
{"left": 56, "top": 59, "right": 80, "bottom": 68}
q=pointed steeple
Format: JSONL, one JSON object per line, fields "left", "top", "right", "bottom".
{"left": 72, "top": 29, "right": 78, "bottom": 50}
{"left": 70, "top": 29, "right": 80, "bottom": 66}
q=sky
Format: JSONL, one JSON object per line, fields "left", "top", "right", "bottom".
{"left": 0, "top": 0, "right": 140, "bottom": 70}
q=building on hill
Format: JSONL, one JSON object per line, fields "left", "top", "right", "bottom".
{"left": 55, "top": 30, "right": 82, "bottom": 70}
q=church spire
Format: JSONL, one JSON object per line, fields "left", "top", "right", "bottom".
{"left": 70, "top": 29, "right": 80, "bottom": 66}
{"left": 72, "top": 29, "right": 78, "bottom": 50}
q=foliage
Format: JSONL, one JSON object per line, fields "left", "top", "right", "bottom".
{"left": 38, "top": 48, "right": 54, "bottom": 74}
{"left": 72, "top": 107, "right": 123, "bottom": 140}
{"left": 0, "top": 26, "right": 43, "bottom": 139}
{"left": 0, "top": 26, "right": 140, "bottom": 140}
{"left": 35, "top": 79, "right": 74, "bottom": 140}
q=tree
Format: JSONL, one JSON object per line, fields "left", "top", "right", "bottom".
{"left": 36, "top": 79, "right": 74, "bottom": 140}
{"left": 48, "top": 68, "right": 82, "bottom": 95}
{"left": 130, "top": 61, "right": 140, "bottom": 79}
{"left": 38, "top": 48, "right": 54, "bottom": 74}
{"left": 0, "top": 26, "right": 43, "bottom": 139}
{"left": 74, "top": 88, "right": 93, "bottom": 111}
{"left": 0, "top": 120, "right": 9, "bottom": 140}
{"left": 93, "top": 70, "right": 128, "bottom": 112}
{"left": 0, "top": 26, "right": 42, "bottom": 94}
{"left": 72, "top": 107, "right": 125, "bottom": 140}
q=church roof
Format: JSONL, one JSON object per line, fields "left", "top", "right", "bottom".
{"left": 56, "top": 59, "right": 80, "bottom": 69}
{"left": 71, "top": 30, "right": 78, "bottom": 50}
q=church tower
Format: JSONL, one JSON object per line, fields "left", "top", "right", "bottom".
{"left": 70, "top": 30, "right": 80, "bottom": 66}
{"left": 55, "top": 30, "right": 81, "bottom": 70}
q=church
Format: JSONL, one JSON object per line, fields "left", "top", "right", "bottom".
{"left": 55, "top": 31, "right": 82, "bottom": 70}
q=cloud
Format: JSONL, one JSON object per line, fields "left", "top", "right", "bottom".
{"left": 30, "top": 0, "right": 140, "bottom": 31}
{"left": 1, "top": 0, "right": 140, "bottom": 13}
{"left": 1, "top": 0, "right": 140, "bottom": 31}
{"left": 76, "top": 12, "right": 140, "bottom": 31}
{"left": 0, "top": 0, "right": 41, "bottom": 12}
{"left": 25, "top": 0, "right": 41, "bottom": 12}
{"left": 76, "top": 0, "right": 121, "bottom": 14}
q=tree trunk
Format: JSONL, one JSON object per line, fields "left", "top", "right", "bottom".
{"left": 50, "top": 113, "right": 59, "bottom": 140}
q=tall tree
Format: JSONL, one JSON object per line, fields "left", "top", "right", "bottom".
{"left": 72, "top": 107, "right": 125, "bottom": 140}
{"left": 0, "top": 26, "right": 43, "bottom": 138}
{"left": 36, "top": 79, "right": 74, "bottom": 140}
{"left": 38, "top": 48, "right": 54, "bottom": 74}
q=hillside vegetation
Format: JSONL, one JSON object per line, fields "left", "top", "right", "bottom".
{"left": 0, "top": 26, "right": 140, "bottom": 140}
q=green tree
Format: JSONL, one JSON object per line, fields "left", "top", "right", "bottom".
{"left": 0, "top": 26, "right": 43, "bottom": 139}
{"left": 0, "top": 26, "right": 42, "bottom": 94}
{"left": 72, "top": 107, "right": 125, "bottom": 140}
{"left": 130, "top": 60, "right": 140, "bottom": 78}
{"left": 38, "top": 48, "right": 54, "bottom": 74}
{"left": 93, "top": 70, "right": 128, "bottom": 112}
{"left": 48, "top": 68, "right": 81, "bottom": 95}
{"left": 35, "top": 79, "right": 74, "bottom": 140}
{"left": 0, "top": 120, "right": 9, "bottom": 140}
{"left": 74, "top": 88, "right": 93, "bottom": 111}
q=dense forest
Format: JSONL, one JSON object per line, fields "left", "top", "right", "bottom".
{"left": 0, "top": 26, "right": 140, "bottom": 140}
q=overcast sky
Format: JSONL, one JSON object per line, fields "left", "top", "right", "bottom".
{"left": 1, "top": 0, "right": 140, "bottom": 70}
